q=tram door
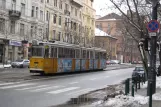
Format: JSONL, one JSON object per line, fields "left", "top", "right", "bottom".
{"left": 0, "top": 44, "right": 3, "bottom": 63}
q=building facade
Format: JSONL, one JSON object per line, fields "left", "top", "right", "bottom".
{"left": 96, "top": 13, "right": 141, "bottom": 63}
{"left": 0, "top": 0, "right": 96, "bottom": 64}
{"left": 95, "top": 28, "right": 117, "bottom": 60}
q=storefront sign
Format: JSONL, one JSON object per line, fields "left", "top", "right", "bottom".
{"left": 9, "top": 40, "right": 22, "bottom": 46}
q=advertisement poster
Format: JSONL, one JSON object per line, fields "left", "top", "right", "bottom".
{"left": 81, "top": 59, "right": 86, "bottom": 71}
{"left": 101, "top": 59, "right": 106, "bottom": 69}
{"left": 58, "top": 59, "right": 72, "bottom": 72}
{"left": 75, "top": 60, "right": 80, "bottom": 71}
{"left": 89, "top": 60, "right": 93, "bottom": 70}
{"left": 58, "top": 59, "right": 63, "bottom": 73}
{"left": 94, "top": 60, "right": 98, "bottom": 69}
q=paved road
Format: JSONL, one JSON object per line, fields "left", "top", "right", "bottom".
{"left": 0, "top": 67, "right": 134, "bottom": 107}
{"left": 0, "top": 64, "right": 136, "bottom": 82}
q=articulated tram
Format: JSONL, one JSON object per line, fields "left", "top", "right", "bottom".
{"left": 29, "top": 40, "right": 107, "bottom": 75}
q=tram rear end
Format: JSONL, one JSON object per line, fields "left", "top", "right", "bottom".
{"left": 29, "top": 45, "right": 45, "bottom": 74}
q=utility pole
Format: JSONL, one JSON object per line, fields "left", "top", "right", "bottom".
{"left": 147, "top": 0, "right": 159, "bottom": 95}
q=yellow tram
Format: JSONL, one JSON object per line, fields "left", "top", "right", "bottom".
{"left": 29, "top": 40, "right": 107, "bottom": 75}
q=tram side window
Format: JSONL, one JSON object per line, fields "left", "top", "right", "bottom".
{"left": 90, "top": 51, "right": 93, "bottom": 59}
{"left": 87, "top": 51, "right": 90, "bottom": 59}
{"left": 44, "top": 48, "right": 49, "bottom": 58}
{"left": 32, "top": 47, "right": 43, "bottom": 57}
{"left": 82, "top": 50, "right": 86, "bottom": 59}
{"left": 103, "top": 53, "right": 107, "bottom": 59}
{"left": 95, "top": 52, "right": 99, "bottom": 59}
{"left": 51, "top": 47, "right": 57, "bottom": 58}
{"left": 71, "top": 49, "right": 75, "bottom": 58}
{"left": 58, "top": 47, "right": 64, "bottom": 58}
{"left": 100, "top": 52, "right": 103, "bottom": 59}
{"left": 76, "top": 49, "right": 80, "bottom": 58}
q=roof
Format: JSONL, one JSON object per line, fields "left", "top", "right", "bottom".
{"left": 95, "top": 28, "right": 117, "bottom": 39}
{"left": 97, "top": 13, "right": 122, "bottom": 20}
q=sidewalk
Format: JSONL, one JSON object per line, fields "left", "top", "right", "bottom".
{"left": 0, "top": 64, "right": 11, "bottom": 69}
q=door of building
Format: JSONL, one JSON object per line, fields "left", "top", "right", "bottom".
{"left": 0, "top": 44, "right": 3, "bottom": 63}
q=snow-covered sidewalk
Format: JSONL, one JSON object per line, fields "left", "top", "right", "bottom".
{"left": 82, "top": 76, "right": 161, "bottom": 107}
{"left": 0, "top": 64, "right": 12, "bottom": 69}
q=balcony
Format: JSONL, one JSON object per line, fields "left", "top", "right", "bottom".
{"left": 9, "top": 10, "right": 21, "bottom": 20}
{"left": 64, "top": 10, "right": 70, "bottom": 16}
{"left": 71, "top": 0, "right": 83, "bottom": 8}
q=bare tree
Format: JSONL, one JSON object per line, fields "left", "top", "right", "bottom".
{"left": 109, "top": 0, "right": 151, "bottom": 73}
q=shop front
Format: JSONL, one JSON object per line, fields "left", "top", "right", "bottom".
{"left": 8, "top": 40, "right": 22, "bottom": 62}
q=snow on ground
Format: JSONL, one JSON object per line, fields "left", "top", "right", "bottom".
{"left": 141, "top": 76, "right": 161, "bottom": 89}
{"left": 104, "top": 95, "right": 148, "bottom": 107}
{"left": 0, "top": 64, "right": 11, "bottom": 68}
{"left": 83, "top": 94, "right": 148, "bottom": 107}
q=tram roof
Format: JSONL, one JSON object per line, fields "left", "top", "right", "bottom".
{"left": 32, "top": 40, "right": 106, "bottom": 52}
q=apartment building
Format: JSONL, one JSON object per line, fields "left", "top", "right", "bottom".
{"left": 82, "top": 0, "right": 95, "bottom": 47}
{"left": 0, "top": 0, "right": 96, "bottom": 63}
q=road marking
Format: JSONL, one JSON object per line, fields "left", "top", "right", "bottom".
{"left": 0, "top": 82, "right": 15, "bottom": 86}
{"left": 15, "top": 85, "right": 48, "bottom": 91}
{"left": 69, "top": 82, "right": 78, "bottom": 85}
{"left": 89, "top": 78, "right": 98, "bottom": 80}
{"left": 105, "top": 76, "right": 109, "bottom": 78}
{"left": 47, "top": 87, "right": 80, "bottom": 94}
{"left": 30, "top": 86, "right": 61, "bottom": 92}
{"left": 66, "top": 88, "right": 93, "bottom": 96}
{"left": 0, "top": 83, "right": 35, "bottom": 89}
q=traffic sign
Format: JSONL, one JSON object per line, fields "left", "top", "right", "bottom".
{"left": 149, "top": 32, "right": 157, "bottom": 36}
{"left": 147, "top": 20, "right": 160, "bottom": 32}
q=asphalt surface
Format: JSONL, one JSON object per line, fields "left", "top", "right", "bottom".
{"left": 0, "top": 64, "right": 135, "bottom": 82}
{"left": 0, "top": 67, "right": 134, "bottom": 107}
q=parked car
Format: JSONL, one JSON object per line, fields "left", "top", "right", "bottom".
{"left": 11, "top": 59, "right": 30, "bottom": 68}
{"left": 132, "top": 66, "right": 146, "bottom": 81}
{"left": 106, "top": 60, "right": 120, "bottom": 65}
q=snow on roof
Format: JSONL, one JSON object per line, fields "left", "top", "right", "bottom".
{"left": 95, "top": 28, "right": 117, "bottom": 39}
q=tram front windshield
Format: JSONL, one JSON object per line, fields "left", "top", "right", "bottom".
{"left": 32, "top": 47, "right": 44, "bottom": 57}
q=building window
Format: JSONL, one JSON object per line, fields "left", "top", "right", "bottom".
{"left": 53, "top": 14, "right": 57, "bottom": 24}
{"left": 59, "top": 16, "right": 61, "bottom": 25}
{"left": 0, "top": 18, "right": 5, "bottom": 33}
{"left": 65, "top": 3, "right": 68, "bottom": 10}
{"left": 75, "top": 8, "right": 77, "bottom": 16}
{"left": 71, "top": 6, "right": 73, "bottom": 15}
{"left": 58, "top": 32, "right": 61, "bottom": 41}
{"left": 46, "top": 0, "right": 49, "bottom": 3}
{"left": 36, "top": 7, "right": 38, "bottom": 18}
{"left": 12, "top": 0, "right": 16, "bottom": 10}
{"left": 41, "top": 0, "right": 43, "bottom": 3}
{"left": 10, "top": 21, "right": 15, "bottom": 34}
{"left": 39, "top": 28, "right": 42, "bottom": 38}
{"left": 46, "top": 11, "right": 49, "bottom": 21}
{"left": 40, "top": 10, "right": 43, "bottom": 20}
{"left": 21, "top": 3, "right": 25, "bottom": 16}
{"left": 53, "top": 30, "right": 56, "bottom": 39}
{"left": 54, "top": 0, "right": 57, "bottom": 7}
{"left": 20, "top": 23, "right": 25, "bottom": 36}
{"left": 65, "top": 18, "right": 67, "bottom": 26}
{"left": 59, "top": 1, "right": 62, "bottom": 9}
{"left": 30, "top": 26, "right": 34, "bottom": 37}
{"left": 1, "top": 0, "right": 6, "bottom": 9}
{"left": 71, "top": 21, "right": 73, "bottom": 29}
{"left": 31, "top": 6, "right": 35, "bottom": 17}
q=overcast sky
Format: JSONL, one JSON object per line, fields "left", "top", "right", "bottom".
{"left": 93, "top": 0, "right": 114, "bottom": 16}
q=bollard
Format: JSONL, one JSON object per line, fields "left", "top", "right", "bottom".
{"left": 131, "top": 83, "right": 134, "bottom": 97}
{"left": 149, "top": 82, "right": 152, "bottom": 107}
{"left": 135, "top": 80, "right": 137, "bottom": 92}
{"left": 138, "top": 75, "right": 141, "bottom": 89}
{"left": 125, "top": 78, "right": 130, "bottom": 95}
